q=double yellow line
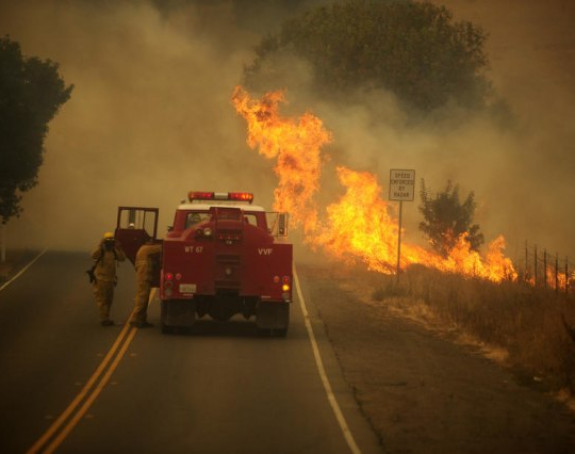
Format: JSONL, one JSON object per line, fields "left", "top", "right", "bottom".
{"left": 27, "top": 323, "right": 138, "bottom": 453}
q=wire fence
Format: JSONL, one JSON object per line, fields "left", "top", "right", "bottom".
{"left": 517, "top": 241, "right": 574, "bottom": 295}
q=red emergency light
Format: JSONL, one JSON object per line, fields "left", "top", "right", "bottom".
{"left": 188, "top": 191, "right": 253, "bottom": 204}
{"left": 188, "top": 191, "right": 214, "bottom": 201}
{"left": 228, "top": 192, "right": 254, "bottom": 203}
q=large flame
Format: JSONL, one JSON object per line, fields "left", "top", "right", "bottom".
{"left": 231, "top": 86, "right": 331, "bottom": 233}
{"left": 232, "top": 86, "right": 519, "bottom": 282}
{"left": 312, "top": 166, "right": 399, "bottom": 273}
{"left": 312, "top": 165, "right": 517, "bottom": 281}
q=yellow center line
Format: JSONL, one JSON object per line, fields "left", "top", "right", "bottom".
{"left": 43, "top": 327, "right": 138, "bottom": 453}
{"left": 26, "top": 322, "right": 138, "bottom": 454}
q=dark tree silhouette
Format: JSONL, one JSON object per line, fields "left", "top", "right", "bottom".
{"left": 0, "top": 35, "right": 73, "bottom": 224}
{"left": 244, "top": 0, "right": 500, "bottom": 112}
{"left": 244, "top": 0, "right": 493, "bottom": 113}
{"left": 419, "top": 179, "right": 484, "bottom": 256}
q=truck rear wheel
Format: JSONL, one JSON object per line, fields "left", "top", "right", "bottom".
{"left": 161, "top": 299, "right": 196, "bottom": 334}
{"left": 256, "top": 302, "right": 289, "bottom": 337}
{"left": 161, "top": 323, "right": 175, "bottom": 334}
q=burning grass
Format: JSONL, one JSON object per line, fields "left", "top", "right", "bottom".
{"left": 367, "top": 265, "right": 575, "bottom": 403}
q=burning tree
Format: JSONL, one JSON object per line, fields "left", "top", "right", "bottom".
{"left": 418, "top": 179, "right": 484, "bottom": 257}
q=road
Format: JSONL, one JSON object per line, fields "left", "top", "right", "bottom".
{"left": 0, "top": 251, "right": 381, "bottom": 453}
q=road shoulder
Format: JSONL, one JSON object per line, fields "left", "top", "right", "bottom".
{"left": 300, "top": 263, "right": 575, "bottom": 454}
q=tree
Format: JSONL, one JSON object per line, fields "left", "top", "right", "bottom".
{"left": 244, "top": 0, "right": 493, "bottom": 113}
{"left": 418, "top": 179, "right": 484, "bottom": 257}
{"left": 0, "top": 35, "right": 73, "bottom": 225}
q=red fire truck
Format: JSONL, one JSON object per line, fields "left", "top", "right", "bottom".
{"left": 115, "top": 191, "right": 292, "bottom": 336}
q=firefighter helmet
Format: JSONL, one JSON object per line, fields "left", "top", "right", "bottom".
{"left": 103, "top": 232, "right": 114, "bottom": 240}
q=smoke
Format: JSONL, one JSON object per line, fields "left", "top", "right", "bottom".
{"left": 0, "top": 0, "right": 279, "bottom": 251}
{"left": 264, "top": 0, "right": 575, "bottom": 264}
{"left": 428, "top": 0, "right": 575, "bottom": 263}
{"left": 2, "top": 0, "right": 574, "bottom": 266}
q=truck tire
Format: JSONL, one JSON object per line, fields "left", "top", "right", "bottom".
{"left": 256, "top": 302, "right": 290, "bottom": 336}
{"left": 161, "top": 299, "right": 196, "bottom": 333}
{"left": 161, "top": 323, "right": 175, "bottom": 335}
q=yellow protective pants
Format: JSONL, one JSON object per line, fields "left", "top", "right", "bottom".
{"left": 92, "top": 279, "right": 115, "bottom": 321}
{"left": 130, "top": 263, "right": 152, "bottom": 324}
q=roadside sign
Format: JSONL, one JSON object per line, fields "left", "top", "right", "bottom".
{"left": 389, "top": 169, "right": 416, "bottom": 281}
{"left": 389, "top": 169, "right": 415, "bottom": 201}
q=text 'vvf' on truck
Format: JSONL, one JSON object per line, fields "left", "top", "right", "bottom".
{"left": 115, "top": 191, "right": 293, "bottom": 336}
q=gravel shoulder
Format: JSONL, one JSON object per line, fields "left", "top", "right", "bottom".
{"left": 299, "top": 263, "right": 575, "bottom": 454}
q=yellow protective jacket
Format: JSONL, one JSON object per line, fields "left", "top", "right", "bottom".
{"left": 91, "top": 243, "right": 126, "bottom": 283}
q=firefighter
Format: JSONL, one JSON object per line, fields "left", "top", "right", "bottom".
{"left": 129, "top": 239, "right": 162, "bottom": 328}
{"left": 91, "top": 232, "right": 126, "bottom": 326}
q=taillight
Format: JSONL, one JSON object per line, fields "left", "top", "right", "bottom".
{"left": 281, "top": 276, "right": 291, "bottom": 292}
{"left": 163, "top": 272, "right": 174, "bottom": 297}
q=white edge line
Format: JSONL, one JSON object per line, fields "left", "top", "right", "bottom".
{"left": 293, "top": 264, "right": 362, "bottom": 454}
{"left": 0, "top": 249, "right": 48, "bottom": 293}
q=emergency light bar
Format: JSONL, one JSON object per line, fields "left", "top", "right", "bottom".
{"left": 188, "top": 191, "right": 254, "bottom": 204}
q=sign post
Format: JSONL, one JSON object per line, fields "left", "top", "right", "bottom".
{"left": 389, "top": 169, "right": 416, "bottom": 280}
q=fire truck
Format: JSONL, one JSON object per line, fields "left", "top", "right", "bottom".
{"left": 115, "top": 191, "right": 292, "bottom": 336}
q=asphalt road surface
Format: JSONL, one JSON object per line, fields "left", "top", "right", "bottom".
{"left": 298, "top": 264, "right": 575, "bottom": 454}
{"left": 0, "top": 251, "right": 381, "bottom": 454}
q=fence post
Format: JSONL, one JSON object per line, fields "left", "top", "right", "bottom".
{"left": 525, "top": 240, "right": 529, "bottom": 283}
{"left": 555, "top": 252, "right": 559, "bottom": 294}
{"left": 567, "top": 258, "right": 570, "bottom": 296}
{"left": 544, "top": 249, "right": 548, "bottom": 289}
{"left": 534, "top": 245, "right": 538, "bottom": 287}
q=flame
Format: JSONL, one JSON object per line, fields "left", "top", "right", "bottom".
{"left": 311, "top": 166, "right": 517, "bottom": 281}
{"left": 232, "top": 86, "right": 518, "bottom": 283}
{"left": 231, "top": 86, "right": 331, "bottom": 233}
{"left": 312, "top": 166, "right": 399, "bottom": 273}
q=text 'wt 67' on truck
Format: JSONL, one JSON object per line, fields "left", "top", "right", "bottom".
{"left": 115, "top": 191, "right": 293, "bottom": 336}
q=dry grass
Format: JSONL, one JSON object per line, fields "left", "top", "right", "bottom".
{"left": 366, "top": 265, "right": 575, "bottom": 400}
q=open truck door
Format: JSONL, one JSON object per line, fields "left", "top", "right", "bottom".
{"left": 115, "top": 207, "right": 160, "bottom": 265}
{"left": 266, "top": 212, "right": 289, "bottom": 239}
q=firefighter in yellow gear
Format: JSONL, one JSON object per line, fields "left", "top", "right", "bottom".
{"left": 91, "top": 232, "right": 126, "bottom": 326}
{"left": 129, "top": 240, "right": 162, "bottom": 328}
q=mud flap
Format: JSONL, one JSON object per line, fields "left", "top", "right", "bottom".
{"left": 256, "top": 302, "right": 290, "bottom": 331}
{"left": 162, "top": 300, "right": 197, "bottom": 328}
